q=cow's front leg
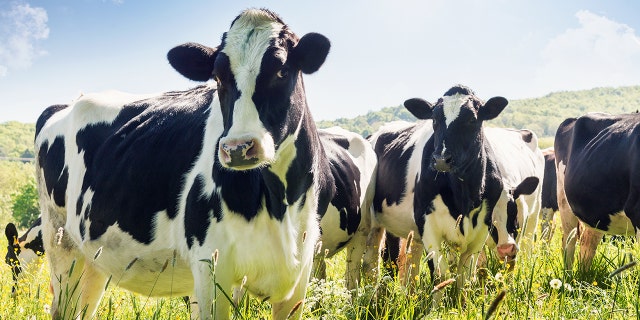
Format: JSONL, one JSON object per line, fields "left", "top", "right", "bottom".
{"left": 191, "top": 254, "right": 232, "bottom": 320}
{"left": 272, "top": 258, "right": 313, "bottom": 320}
{"left": 420, "top": 232, "right": 448, "bottom": 308}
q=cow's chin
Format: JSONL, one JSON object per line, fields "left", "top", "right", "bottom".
{"left": 218, "top": 153, "right": 272, "bottom": 171}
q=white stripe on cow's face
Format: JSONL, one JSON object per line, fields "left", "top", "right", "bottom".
{"left": 218, "top": 11, "right": 285, "bottom": 166}
{"left": 442, "top": 93, "right": 470, "bottom": 128}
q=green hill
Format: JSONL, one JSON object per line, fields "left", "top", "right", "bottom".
{"left": 317, "top": 85, "right": 640, "bottom": 139}
{"left": 0, "top": 121, "right": 36, "bottom": 159}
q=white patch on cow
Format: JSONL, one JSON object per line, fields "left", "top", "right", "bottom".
{"left": 268, "top": 116, "right": 304, "bottom": 184}
{"left": 220, "top": 11, "right": 283, "bottom": 163}
{"left": 604, "top": 212, "right": 635, "bottom": 235}
{"left": 420, "top": 195, "right": 490, "bottom": 277}
{"left": 442, "top": 93, "right": 470, "bottom": 127}
{"left": 186, "top": 185, "right": 319, "bottom": 302}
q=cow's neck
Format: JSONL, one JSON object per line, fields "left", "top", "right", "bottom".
{"left": 447, "top": 135, "right": 493, "bottom": 214}
{"left": 263, "top": 112, "right": 330, "bottom": 218}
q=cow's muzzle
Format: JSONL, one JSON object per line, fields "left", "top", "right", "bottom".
{"left": 219, "top": 137, "right": 261, "bottom": 169}
{"left": 431, "top": 153, "right": 452, "bottom": 172}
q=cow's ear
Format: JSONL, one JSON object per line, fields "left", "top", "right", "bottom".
{"left": 5, "top": 223, "right": 18, "bottom": 244}
{"left": 478, "top": 96, "right": 508, "bottom": 121}
{"left": 291, "top": 33, "right": 330, "bottom": 74}
{"left": 404, "top": 98, "right": 434, "bottom": 120}
{"left": 167, "top": 42, "right": 218, "bottom": 82}
{"left": 512, "top": 176, "right": 539, "bottom": 198}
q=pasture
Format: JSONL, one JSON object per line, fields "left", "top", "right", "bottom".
{"left": 2, "top": 218, "right": 639, "bottom": 319}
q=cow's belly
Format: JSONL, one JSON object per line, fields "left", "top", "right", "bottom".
{"left": 578, "top": 211, "right": 636, "bottom": 235}
{"left": 319, "top": 205, "right": 352, "bottom": 257}
{"left": 79, "top": 231, "right": 194, "bottom": 296}
{"left": 376, "top": 195, "right": 420, "bottom": 241}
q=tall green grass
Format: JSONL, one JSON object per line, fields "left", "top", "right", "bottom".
{"left": 2, "top": 218, "right": 639, "bottom": 319}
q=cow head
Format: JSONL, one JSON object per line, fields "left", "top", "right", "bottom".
{"left": 4, "top": 221, "right": 45, "bottom": 295}
{"left": 404, "top": 85, "right": 508, "bottom": 176}
{"left": 5, "top": 223, "right": 21, "bottom": 280}
{"left": 168, "top": 9, "right": 330, "bottom": 170}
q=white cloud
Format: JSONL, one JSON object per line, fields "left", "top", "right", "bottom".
{"left": 0, "top": 2, "right": 49, "bottom": 77}
{"left": 534, "top": 10, "right": 640, "bottom": 94}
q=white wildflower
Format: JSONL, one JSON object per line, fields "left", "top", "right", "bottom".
{"left": 494, "top": 272, "right": 503, "bottom": 281}
{"left": 563, "top": 283, "right": 573, "bottom": 292}
{"left": 549, "top": 278, "right": 562, "bottom": 290}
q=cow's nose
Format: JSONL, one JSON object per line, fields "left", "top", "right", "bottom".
{"left": 432, "top": 153, "right": 452, "bottom": 172}
{"left": 219, "top": 138, "right": 260, "bottom": 168}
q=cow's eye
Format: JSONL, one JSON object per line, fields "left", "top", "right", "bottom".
{"left": 276, "top": 69, "right": 288, "bottom": 79}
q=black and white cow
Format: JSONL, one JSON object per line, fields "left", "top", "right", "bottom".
{"left": 369, "top": 85, "right": 543, "bottom": 295}
{"left": 314, "top": 126, "right": 377, "bottom": 289}
{"left": 539, "top": 148, "right": 558, "bottom": 241}
{"left": 37, "top": 9, "right": 334, "bottom": 319}
{"left": 5, "top": 218, "right": 45, "bottom": 294}
{"left": 555, "top": 112, "right": 640, "bottom": 271}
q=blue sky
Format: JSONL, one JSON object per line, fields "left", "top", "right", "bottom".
{"left": 1, "top": 0, "right": 639, "bottom": 123}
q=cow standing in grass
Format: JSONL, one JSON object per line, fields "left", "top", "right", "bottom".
{"left": 555, "top": 112, "right": 640, "bottom": 272}
{"left": 368, "top": 85, "right": 543, "bottom": 301}
{"left": 37, "top": 9, "right": 333, "bottom": 319}
{"left": 4, "top": 218, "right": 45, "bottom": 295}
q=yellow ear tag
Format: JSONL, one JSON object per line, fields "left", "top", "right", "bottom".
{"left": 13, "top": 236, "right": 19, "bottom": 246}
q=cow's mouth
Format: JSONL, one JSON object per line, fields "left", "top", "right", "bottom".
{"left": 222, "top": 151, "right": 261, "bottom": 169}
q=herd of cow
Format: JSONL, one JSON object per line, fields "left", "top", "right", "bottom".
{"left": 4, "top": 8, "right": 640, "bottom": 320}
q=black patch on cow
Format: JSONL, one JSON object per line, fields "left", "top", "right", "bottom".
{"left": 321, "top": 131, "right": 362, "bottom": 235}
{"left": 66, "top": 86, "right": 215, "bottom": 244}
{"left": 35, "top": 104, "right": 68, "bottom": 137}
{"left": 541, "top": 151, "right": 558, "bottom": 211}
{"left": 263, "top": 170, "right": 287, "bottom": 221}
{"left": 372, "top": 126, "right": 417, "bottom": 213}
{"left": 213, "top": 163, "right": 264, "bottom": 221}
{"left": 444, "top": 85, "right": 475, "bottom": 97}
{"left": 185, "top": 175, "right": 214, "bottom": 248}
{"left": 38, "top": 136, "right": 67, "bottom": 207}
{"left": 520, "top": 130, "right": 533, "bottom": 143}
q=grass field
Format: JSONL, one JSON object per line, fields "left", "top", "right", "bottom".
{"left": 2, "top": 217, "right": 639, "bottom": 319}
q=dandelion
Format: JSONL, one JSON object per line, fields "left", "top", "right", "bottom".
{"left": 549, "top": 278, "right": 562, "bottom": 290}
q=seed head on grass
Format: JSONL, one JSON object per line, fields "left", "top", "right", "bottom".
{"left": 609, "top": 260, "right": 637, "bottom": 277}
{"left": 286, "top": 300, "right": 303, "bottom": 319}
{"left": 125, "top": 257, "right": 138, "bottom": 271}
{"left": 484, "top": 290, "right": 506, "bottom": 320}
{"left": 94, "top": 246, "right": 103, "bottom": 260}
{"left": 431, "top": 278, "right": 455, "bottom": 294}
{"left": 56, "top": 227, "right": 64, "bottom": 245}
